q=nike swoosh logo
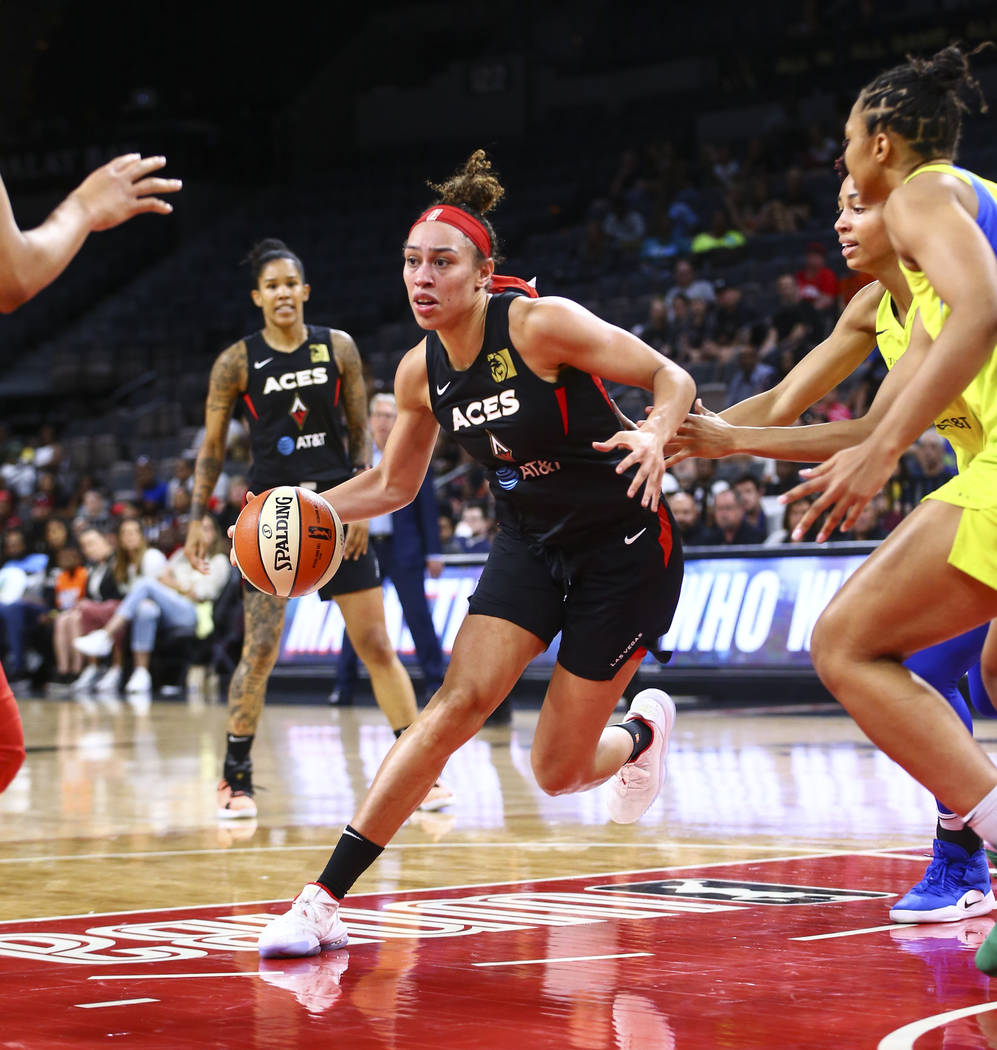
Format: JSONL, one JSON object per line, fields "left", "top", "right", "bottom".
{"left": 254, "top": 357, "right": 274, "bottom": 369}
{"left": 624, "top": 528, "right": 647, "bottom": 545}
{"left": 875, "top": 330, "right": 888, "bottom": 336}
{"left": 436, "top": 381, "right": 452, "bottom": 395}
{"left": 342, "top": 828, "right": 364, "bottom": 842}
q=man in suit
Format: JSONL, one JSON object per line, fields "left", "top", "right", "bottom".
{"left": 334, "top": 393, "right": 445, "bottom": 705}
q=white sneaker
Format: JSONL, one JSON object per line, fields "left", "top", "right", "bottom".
{"left": 74, "top": 629, "right": 113, "bottom": 658}
{"left": 258, "top": 883, "right": 348, "bottom": 958}
{"left": 124, "top": 666, "right": 152, "bottom": 693}
{"left": 71, "top": 664, "right": 99, "bottom": 695}
{"left": 608, "top": 689, "right": 676, "bottom": 824}
{"left": 95, "top": 666, "right": 121, "bottom": 694}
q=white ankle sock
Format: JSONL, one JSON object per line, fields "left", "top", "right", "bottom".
{"left": 962, "top": 784, "right": 997, "bottom": 842}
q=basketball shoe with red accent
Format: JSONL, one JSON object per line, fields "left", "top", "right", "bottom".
{"left": 608, "top": 689, "right": 676, "bottom": 824}
{"left": 258, "top": 882, "right": 349, "bottom": 958}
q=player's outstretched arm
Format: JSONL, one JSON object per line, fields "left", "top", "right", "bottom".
{"left": 320, "top": 343, "right": 440, "bottom": 523}
{"left": 664, "top": 282, "right": 882, "bottom": 465}
{"left": 0, "top": 155, "right": 180, "bottom": 312}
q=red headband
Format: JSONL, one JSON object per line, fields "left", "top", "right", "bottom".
{"left": 410, "top": 204, "right": 492, "bottom": 258}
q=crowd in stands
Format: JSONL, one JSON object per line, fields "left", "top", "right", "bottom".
{"left": 0, "top": 112, "right": 975, "bottom": 699}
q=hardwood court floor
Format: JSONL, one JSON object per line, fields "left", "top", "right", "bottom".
{"left": 2, "top": 691, "right": 997, "bottom": 1048}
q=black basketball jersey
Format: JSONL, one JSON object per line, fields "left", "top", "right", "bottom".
{"left": 242, "top": 326, "right": 353, "bottom": 490}
{"left": 426, "top": 292, "right": 650, "bottom": 547}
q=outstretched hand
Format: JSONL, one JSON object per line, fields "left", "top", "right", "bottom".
{"left": 593, "top": 427, "right": 667, "bottom": 510}
{"left": 663, "top": 399, "right": 731, "bottom": 467}
{"left": 73, "top": 154, "right": 181, "bottom": 231}
{"left": 779, "top": 440, "right": 894, "bottom": 543}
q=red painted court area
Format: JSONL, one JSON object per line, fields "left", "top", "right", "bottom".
{"left": 4, "top": 853, "right": 997, "bottom": 1049}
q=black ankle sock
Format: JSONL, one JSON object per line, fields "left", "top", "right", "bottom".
{"left": 225, "top": 733, "right": 254, "bottom": 766}
{"left": 617, "top": 717, "right": 654, "bottom": 763}
{"left": 318, "top": 825, "right": 385, "bottom": 900}
{"left": 937, "top": 818, "right": 983, "bottom": 854}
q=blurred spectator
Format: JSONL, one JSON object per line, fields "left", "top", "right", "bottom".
{"left": 664, "top": 258, "right": 714, "bottom": 320}
{"left": 80, "top": 518, "right": 169, "bottom": 696}
{"left": 903, "top": 430, "right": 956, "bottom": 505}
{"left": 759, "top": 273, "right": 820, "bottom": 367}
{"left": 631, "top": 295, "right": 673, "bottom": 355}
{"left": 840, "top": 498, "right": 886, "bottom": 542}
{"left": 782, "top": 166, "right": 816, "bottom": 230}
{"left": 733, "top": 474, "right": 769, "bottom": 539}
{"left": 602, "top": 196, "right": 646, "bottom": 257}
{"left": 811, "top": 386, "right": 853, "bottom": 423}
{"left": 439, "top": 512, "right": 464, "bottom": 555}
{"left": 675, "top": 294, "right": 715, "bottom": 370}
{"left": 727, "top": 174, "right": 796, "bottom": 235}
{"left": 74, "top": 487, "right": 113, "bottom": 536}
{"left": 691, "top": 208, "right": 746, "bottom": 254}
{"left": 453, "top": 502, "right": 493, "bottom": 554}
{"left": 51, "top": 527, "right": 122, "bottom": 694}
{"left": 74, "top": 515, "right": 232, "bottom": 698}
{"left": 135, "top": 456, "right": 169, "bottom": 515}
{"left": 765, "top": 497, "right": 818, "bottom": 545}
{"left": 704, "top": 280, "right": 755, "bottom": 362}
{"left": 667, "top": 491, "right": 709, "bottom": 546}
{"left": 701, "top": 487, "right": 767, "bottom": 545}
{"left": 795, "top": 241, "right": 840, "bottom": 313}
{"left": 725, "top": 337, "right": 777, "bottom": 408}
{"left": 218, "top": 475, "right": 249, "bottom": 533}
{"left": 166, "top": 453, "right": 195, "bottom": 509}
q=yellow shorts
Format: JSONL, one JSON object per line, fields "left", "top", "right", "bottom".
{"left": 941, "top": 503, "right": 997, "bottom": 591}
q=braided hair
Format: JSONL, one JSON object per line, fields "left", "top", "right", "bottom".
{"left": 426, "top": 150, "right": 506, "bottom": 263}
{"left": 856, "top": 44, "right": 989, "bottom": 161}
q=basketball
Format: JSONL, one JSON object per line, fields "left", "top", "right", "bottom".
{"left": 233, "top": 486, "right": 345, "bottom": 598}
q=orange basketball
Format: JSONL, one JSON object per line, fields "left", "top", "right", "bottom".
{"left": 233, "top": 486, "right": 344, "bottom": 598}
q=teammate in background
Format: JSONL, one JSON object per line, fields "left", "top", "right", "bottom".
{"left": 256, "top": 150, "right": 694, "bottom": 958}
{"left": 0, "top": 152, "right": 180, "bottom": 793}
{"left": 667, "top": 172, "right": 995, "bottom": 924}
{"left": 184, "top": 239, "right": 446, "bottom": 820}
{"left": 749, "top": 46, "right": 997, "bottom": 971}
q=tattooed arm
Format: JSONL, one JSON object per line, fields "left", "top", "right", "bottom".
{"left": 186, "top": 341, "right": 247, "bottom": 573}
{"left": 332, "top": 329, "right": 374, "bottom": 559}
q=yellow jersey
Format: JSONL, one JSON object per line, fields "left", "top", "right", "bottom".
{"left": 899, "top": 162, "right": 997, "bottom": 508}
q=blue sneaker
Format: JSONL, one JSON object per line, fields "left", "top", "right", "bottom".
{"left": 890, "top": 839, "right": 995, "bottom": 924}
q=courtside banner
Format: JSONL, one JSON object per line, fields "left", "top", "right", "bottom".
{"left": 277, "top": 544, "right": 871, "bottom": 672}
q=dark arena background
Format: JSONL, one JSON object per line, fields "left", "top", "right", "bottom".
{"left": 4, "top": 3, "right": 997, "bottom": 1047}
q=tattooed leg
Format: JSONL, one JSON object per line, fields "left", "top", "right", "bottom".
{"left": 227, "top": 589, "right": 287, "bottom": 736}
{"left": 337, "top": 587, "right": 418, "bottom": 731}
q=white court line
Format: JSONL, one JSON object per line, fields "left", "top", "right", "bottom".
{"left": 0, "top": 847, "right": 897, "bottom": 925}
{"left": 0, "top": 841, "right": 830, "bottom": 865}
{"left": 878, "top": 1001, "right": 997, "bottom": 1049}
{"left": 473, "top": 952, "right": 652, "bottom": 968}
{"left": 793, "top": 924, "right": 902, "bottom": 941}
{"left": 90, "top": 971, "right": 279, "bottom": 981}
{"left": 75, "top": 998, "right": 159, "bottom": 1009}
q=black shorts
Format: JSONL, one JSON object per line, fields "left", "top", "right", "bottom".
{"left": 318, "top": 524, "right": 381, "bottom": 599}
{"left": 467, "top": 508, "right": 684, "bottom": 681}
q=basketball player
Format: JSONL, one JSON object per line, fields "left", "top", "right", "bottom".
{"left": 668, "top": 172, "right": 995, "bottom": 924}
{"left": 0, "top": 151, "right": 180, "bottom": 794}
{"left": 256, "top": 151, "right": 695, "bottom": 957}
{"left": 749, "top": 46, "right": 997, "bottom": 972}
{"left": 185, "top": 239, "right": 449, "bottom": 819}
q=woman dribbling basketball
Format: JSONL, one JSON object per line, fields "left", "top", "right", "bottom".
{"left": 257, "top": 151, "right": 695, "bottom": 958}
